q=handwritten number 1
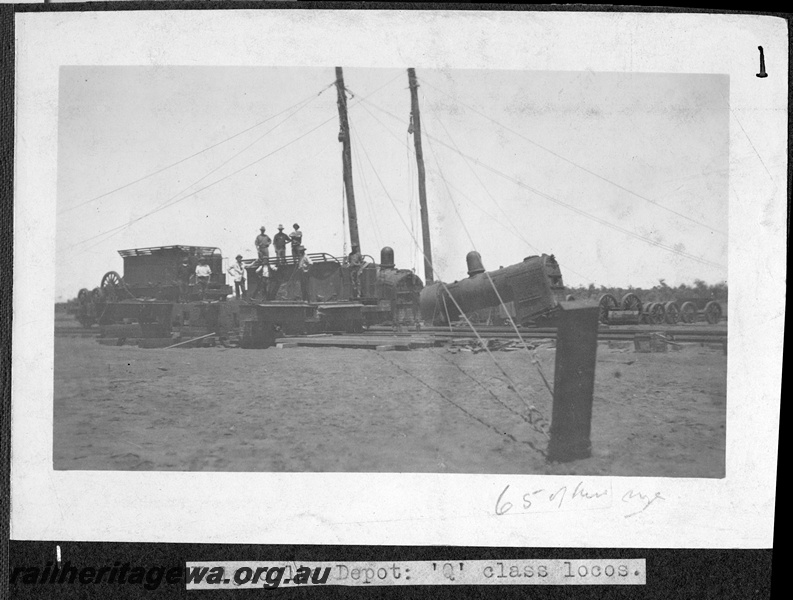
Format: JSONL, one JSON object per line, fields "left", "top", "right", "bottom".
{"left": 757, "top": 46, "right": 768, "bottom": 78}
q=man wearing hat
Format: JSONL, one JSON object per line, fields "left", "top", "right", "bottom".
{"left": 347, "top": 243, "right": 363, "bottom": 299}
{"left": 255, "top": 226, "right": 271, "bottom": 262}
{"left": 289, "top": 223, "right": 303, "bottom": 259}
{"left": 194, "top": 257, "right": 212, "bottom": 300}
{"left": 177, "top": 255, "right": 193, "bottom": 302}
{"left": 273, "top": 224, "right": 291, "bottom": 264}
{"left": 227, "top": 254, "right": 246, "bottom": 299}
{"left": 297, "top": 246, "right": 312, "bottom": 302}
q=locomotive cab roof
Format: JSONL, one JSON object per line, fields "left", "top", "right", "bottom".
{"left": 117, "top": 245, "right": 223, "bottom": 258}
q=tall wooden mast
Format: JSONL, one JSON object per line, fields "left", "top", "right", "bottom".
{"left": 407, "top": 68, "right": 434, "bottom": 283}
{"left": 334, "top": 67, "right": 360, "bottom": 252}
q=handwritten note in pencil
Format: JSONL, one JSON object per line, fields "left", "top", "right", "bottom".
{"left": 494, "top": 479, "right": 666, "bottom": 519}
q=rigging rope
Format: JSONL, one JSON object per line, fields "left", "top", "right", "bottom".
{"left": 59, "top": 82, "right": 336, "bottom": 216}
{"left": 348, "top": 121, "right": 384, "bottom": 250}
{"left": 376, "top": 353, "right": 547, "bottom": 457}
{"left": 68, "top": 102, "right": 336, "bottom": 256}
{"left": 353, "top": 126, "right": 542, "bottom": 416}
{"left": 354, "top": 95, "right": 725, "bottom": 270}
{"left": 66, "top": 72, "right": 407, "bottom": 258}
{"left": 352, "top": 99, "right": 606, "bottom": 284}
{"left": 423, "top": 111, "right": 555, "bottom": 401}
{"left": 417, "top": 75, "right": 728, "bottom": 237}
{"left": 436, "top": 351, "right": 550, "bottom": 441}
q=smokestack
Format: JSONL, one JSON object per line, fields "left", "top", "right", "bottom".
{"left": 380, "top": 246, "right": 395, "bottom": 269}
{"left": 466, "top": 251, "right": 485, "bottom": 277}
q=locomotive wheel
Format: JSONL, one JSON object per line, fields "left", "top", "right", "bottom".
{"left": 101, "top": 271, "right": 123, "bottom": 300}
{"left": 598, "top": 293, "right": 619, "bottom": 324}
{"left": 641, "top": 302, "right": 653, "bottom": 324}
{"left": 621, "top": 292, "right": 642, "bottom": 312}
{"left": 704, "top": 301, "right": 722, "bottom": 324}
{"left": 91, "top": 287, "right": 105, "bottom": 303}
{"left": 648, "top": 302, "right": 666, "bottom": 325}
{"left": 664, "top": 301, "right": 681, "bottom": 324}
{"left": 77, "top": 288, "right": 90, "bottom": 304}
{"left": 680, "top": 301, "right": 697, "bottom": 323}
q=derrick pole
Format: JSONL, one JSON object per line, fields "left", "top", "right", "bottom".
{"left": 335, "top": 67, "right": 360, "bottom": 252}
{"left": 407, "top": 68, "right": 434, "bottom": 283}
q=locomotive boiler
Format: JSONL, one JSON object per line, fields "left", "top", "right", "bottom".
{"left": 419, "top": 251, "right": 565, "bottom": 326}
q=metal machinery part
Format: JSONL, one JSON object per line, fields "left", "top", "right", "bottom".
{"left": 598, "top": 293, "right": 619, "bottom": 324}
{"left": 664, "top": 301, "right": 681, "bottom": 325}
{"left": 621, "top": 292, "right": 642, "bottom": 312}
{"left": 704, "top": 300, "right": 722, "bottom": 324}
{"left": 419, "top": 253, "right": 564, "bottom": 326}
{"left": 100, "top": 270, "right": 125, "bottom": 302}
{"left": 646, "top": 302, "right": 666, "bottom": 325}
{"left": 680, "top": 301, "right": 698, "bottom": 324}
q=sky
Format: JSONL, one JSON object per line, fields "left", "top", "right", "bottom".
{"left": 55, "top": 66, "right": 728, "bottom": 301}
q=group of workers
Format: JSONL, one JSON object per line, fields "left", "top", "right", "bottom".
{"left": 227, "top": 225, "right": 363, "bottom": 302}
{"left": 255, "top": 223, "right": 304, "bottom": 262}
{"left": 178, "top": 223, "right": 364, "bottom": 302}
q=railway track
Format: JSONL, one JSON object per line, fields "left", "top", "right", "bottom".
{"left": 55, "top": 324, "right": 727, "bottom": 346}
{"left": 366, "top": 324, "right": 727, "bottom": 344}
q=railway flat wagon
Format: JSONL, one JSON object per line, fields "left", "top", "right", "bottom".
{"left": 242, "top": 246, "right": 423, "bottom": 329}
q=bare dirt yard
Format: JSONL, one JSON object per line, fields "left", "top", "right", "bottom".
{"left": 52, "top": 334, "right": 726, "bottom": 477}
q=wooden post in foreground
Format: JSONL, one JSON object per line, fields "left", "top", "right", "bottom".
{"left": 547, "top": 302, "right": 600, "bottom": 462}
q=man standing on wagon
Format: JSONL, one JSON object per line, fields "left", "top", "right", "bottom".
{"left": 348, "top": 243, "right": 363, "bottom": 299}
{"left": 195, "top": 258, "right": 212, "bottom": 300}
{"left": 255, "top": 226, "right": 271, "bottom": 262}
{"left": 177, "top": 256, "right": 192, "bottom": 302}
{"left": 297, "top": 246, "right": 312, "bottom": 302}
{"left": 289, "top": 223, "right": 303, "bottom": 259}
{"left": 273, "top": 224, "right": 291, "bottom": 264}
{"left": 227, "top": 254, "right": 246, "bottom": 300}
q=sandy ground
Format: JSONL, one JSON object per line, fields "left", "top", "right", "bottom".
{"left": 52, "top": 332, "right": 726, "bottom": 477}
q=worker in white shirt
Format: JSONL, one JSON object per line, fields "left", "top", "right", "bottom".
{"left": 254, "top": 259, "right": 270, "bottom": 300}
{"left": 297, "top": 246, "right": 312, "bottom": 302}
{"left": 195, "top": 258, "right": 212, "bottom": 300}
{"left": 227, "top": 254, "right": 246, "bottom": 299}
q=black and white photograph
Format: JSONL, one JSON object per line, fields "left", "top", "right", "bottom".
{"left": 51, "top": 65, "right": 729, "bottom": 477}
{"left": 10, "top": 8, "right": 782, "bottom": 554}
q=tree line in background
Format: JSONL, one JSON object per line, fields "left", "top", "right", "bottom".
{"left": 567, "top": 280, "right": 728, "bottom": 304}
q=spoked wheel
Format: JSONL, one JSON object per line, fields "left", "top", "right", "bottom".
{"left": 647, "top": 302, "right": 666, "bottom": 325}
{"left": 621, "top": 292, "right": 642, "bottom": 312}
{"left": 664, "top": 301, "right": 680, "bottom": 324}
{"left": 91, "top": 287, "right": 105, "bottom": 303}
{"left": 598, "top": 293, "right": 619, "bottom": 324}
{"left": 77, "top": 288, "right": 90, "bottom": 304}
{"left": 101, "top": 271, "right": 123, "bottom": 302}
{"left": 704, "top": 301, "right": 722, "bottom": 324}
{"left": 680, "top": 301, "right": 697, "bottom": 324}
